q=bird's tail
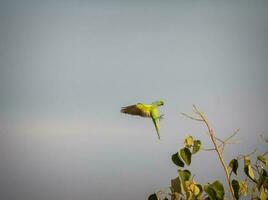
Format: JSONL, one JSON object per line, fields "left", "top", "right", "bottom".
{"left": 152, "top": 118, "right": 160, "bottom": 140}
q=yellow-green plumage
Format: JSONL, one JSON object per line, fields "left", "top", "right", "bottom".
{"left": 121, "top": 100, "right": 164, "bottom": 139}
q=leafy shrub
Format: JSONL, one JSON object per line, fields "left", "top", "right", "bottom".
{"left": 148, "top": 106, "right": 268, "bottom": 200}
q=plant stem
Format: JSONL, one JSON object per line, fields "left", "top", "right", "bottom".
{"left": 193, "top": 106, "right": 236, "bottom": 200}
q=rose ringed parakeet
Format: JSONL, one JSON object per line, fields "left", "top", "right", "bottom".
{"left": 121, "top": 100, "right": 164, "bottom": 139}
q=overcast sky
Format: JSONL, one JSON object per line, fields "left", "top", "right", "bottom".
{"left": 0, "top": 1, "right": 268, "bottom": 200}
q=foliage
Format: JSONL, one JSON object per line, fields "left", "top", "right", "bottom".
{"left": 148, "top": 105, "right": 268, "bottom": 200}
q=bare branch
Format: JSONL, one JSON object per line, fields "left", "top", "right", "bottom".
{"left": 219, "top": 140, "right": 241, "bottom": 149}
{"left": 237, "top": 149, "right": 257, "bottom": 160}
{"left": 223, "top": 128, "right": 240, "bottom": 144}
{"left": 191, "top": 105, "right": 236, "bottom": 200}
{"left": 220, "top": 144, "right": 226, "bottom": 155}
{"left": 181, "top": 112, "right": 203, "bottom": 121}
{"left": 260, "top": 134, "right": 268, "bottom": 142}
{"left": 192, "top": 104, "right": 199, "bottom": 114}
{"left": 251, "top": 165, "right": 259, "bottom": 173}
{"left": 244, "top": 149, "right": 257, "bottom": 157}
{"left": 205, "top": 132, "right": 224, "bottom": 144}
{"left": 225, "top": 141, "right": 241, "bottom": 145}
{"left": 201, "top": 148, "right": 216, "bottom": 151}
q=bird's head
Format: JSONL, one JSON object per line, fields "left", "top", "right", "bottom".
{"left": 153, "top": 100, "right": 164, "bottom": 106}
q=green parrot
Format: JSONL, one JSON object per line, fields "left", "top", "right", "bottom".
{"left": 121, "top": 100, "right": 164, "bottom": 139}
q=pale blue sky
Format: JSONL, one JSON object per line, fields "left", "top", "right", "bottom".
{"left": 0, "top": 1, "right": 267, "bottom": 200}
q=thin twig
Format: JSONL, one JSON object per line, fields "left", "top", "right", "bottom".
{"left": 202, "top": 148, "right": 216, "bottom": 151}
{"left": 225, "top": 141, "right": 241, "bottom": 145}
{"left": 220, "top": 143, "right": 226, "bottom": 155}
{"left": 215, "top": 136, "right": 224, "bottom": 143}
{"left": 251, "top": 165, "right": 260, "bottom": 173}
{"left": 206, "top": 132, "right": 224, "bottom": 143}
{"left": 181, "top": 112, "right": 203, "bottom": 121}
{"left": 237, "top": 149, "right": 257, "bottom": 160}
{"left": 219, "top": 141, "right": 241, "bottom": 150}
{"left": 192, "top": 105, "right": 236, "bottom": 200}
{"left": 260, "top": 134, "right": 268, "bottom": 143}
{"left": 223, "top": 128, "right": 240, "bottom": 144}
{"left": 246, "top": 149, "right": 257, "bottom": 157}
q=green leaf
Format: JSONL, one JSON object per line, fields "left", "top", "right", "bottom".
{"left": 204, "top": 184, "right": 217, "bottom": 200}
{"left": 196, "top": 184, "right": 203, "bottom": 199}
{"left": 211, "top": 181, "right": 225, "bottom": 200}
{"left": 258, "top": 155, "right": 268, "bottom": 166}
{"left": 192, "top": 140, "right": 201, "bottom": 154}
{"left": 180, "top": 147, "right": 192, "bottom": 166}
{"left": 171, "top": 192, "right": 180, "bottom": 200}
{"left": 244, "top": 156, "right": 255, "bottom": 182}
{"left": 244, "top": 165, "right": 255, "bottom": 182}
{"left": 184, "top": 180, "right": 201, "bottom": 199}
{"left": 231, "top": 179, "right": 240, "bottom": 200}
{"left": 260, "top": 186, "right": 267, "bottom": 200}
{"left": 258, "top": 169, "right": 268, "bottom": 190}
{"left": 243, "top": 156, "right": 251, "bottom": 165}
{"left": 229, "top": 159, "right": 239, "bottom": 175}
{"left": 178, "top": 170, "right": 191, "bottom": 199}
{"left": 148, "top": 193, "right": 158, "bottom": 200}
{"left": 204, "top": 181, "right": 225, "bottom": 200}
{"left": 263, "top": 175, "right": 268, "bottom": 190}
{"left": 184, "top": 136, "right": 193, "bottom": 148}
{"left": 188, "top": 182, "right": 201, "bottom": 197}
{"left": 171, "top": 176, "right": 182, "bottom": 193}
{"left": 239, "top": 181, "right": 248, "bottom": 196}
{"left": 172, "top": 152, "right": 185, "bottom": 167}
{"left": 178, "top": 169, "right": 191, "bottom": 182}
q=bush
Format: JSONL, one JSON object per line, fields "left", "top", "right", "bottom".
{"left": 148, "top": 105, "right": 268, "bottom": 200}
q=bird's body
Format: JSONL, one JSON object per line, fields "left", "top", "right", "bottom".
{"left": 121, "top": 101, "right": 164, "bottom": 139}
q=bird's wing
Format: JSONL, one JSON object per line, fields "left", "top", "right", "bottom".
{"left": 121, "top": 104, "right": 151, "bottom": 117}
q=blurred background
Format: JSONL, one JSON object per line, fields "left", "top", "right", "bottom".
{"left": 0, "top": 0, "right": 267, "bottom": 199}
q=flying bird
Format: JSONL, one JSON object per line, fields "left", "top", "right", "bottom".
{"left": 121, "top": 100, "right": 164, "bottom": 139}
